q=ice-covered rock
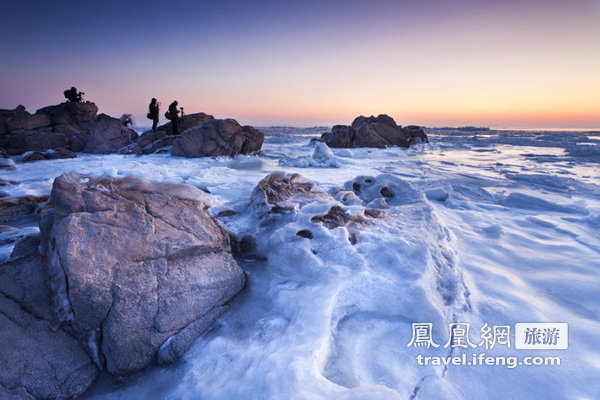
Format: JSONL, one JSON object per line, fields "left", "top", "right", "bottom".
{"left": 279, "top": 142, "right": 341, "bottom": 168}
{"left": 425, "top": 187, "right": 450, "bottom": 202}
{"left": 320, "top": 114, "right": 428, "bottom": 149}
{"left": 172, "top": 118, "right": 264, "bottom": 157}
{"left": 0, "top": 149, "right": 16, "bottom": 170}
{"left": 39, "top": 173, "right": 245, "bottom": 377}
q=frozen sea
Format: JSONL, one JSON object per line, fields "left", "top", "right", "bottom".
{"left": 1, "top": 127, "right": 599, "bottom": 399}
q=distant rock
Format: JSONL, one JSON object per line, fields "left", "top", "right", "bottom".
{"left": 156, "top": 112, "right": 215, "bottom": 136}
{"left": 0, "top": 102, "right": 138, "bottom": 155}
{"left": 172, "top": 118, "right": 264, "bottom": 157}
{"left": 40, "top": 173, "right": 245, "bottom": 377}
{"left": 84, "top": 114, "right": 137, "bottom": 154}
{"left": 320, "top": 114, "right": 428, "bottom": 149}
{"left": 21, "top": 147, "right": 76, "bottom": 162}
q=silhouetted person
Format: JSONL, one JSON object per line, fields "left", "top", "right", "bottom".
{"left": 64, "top": 86, "right": 83, "bottom": 102}
{"left": 168, "top": 101, "right": 180, "bottom": 134}
{"left": 148, "top": 98, "right": 159, "bottom": 131}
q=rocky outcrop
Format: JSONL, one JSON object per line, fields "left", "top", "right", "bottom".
{"left": 0, "top": 102, "right": 137, "bottom": 155}
{"left": 118, "top": 112, "right": 215, "bottom": 155}
{"left": 156, "top": 112, "right": 214, "bottom": 135}
{"left": 84, "top": 114, "right": 137, "bottom": 154}
{"left": 172, "top": 118, "right": 264, "bottom": 157}
{"left": 320, "top": 114, "right": 428, "bottom": 149}
{"left": 39, "top": 173, "right": 245, "bottom": 377}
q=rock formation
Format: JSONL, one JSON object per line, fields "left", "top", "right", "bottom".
{"left": 156, "top": 112, "right": 214, "bottom": 136}
{"left": 0, "top": 102, "right": 137, "bottom": 155}
{"left": 172, "top": 118, "right": 264, "bottom": 157}
{"left": 39, "top": 173, "right": 245, "bottom": 376}
{"left": 119, "top": 112, "right": 216, "bottom": 155}
{"left": 320, "top": 114, "right": 428, "bottom": 149}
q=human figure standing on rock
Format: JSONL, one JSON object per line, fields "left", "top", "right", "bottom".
{"left": 168, "top": 100, "right": 180, "bottom": 134}
{"left": 148, "top": 98, "right": 159, "bottom": 131}
{"left": 64, "top": 86, "right": 83, "bottom": 102}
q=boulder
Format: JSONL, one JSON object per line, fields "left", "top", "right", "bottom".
{"left": 156, "top": 112, "right": 214, "bottom": 135}
{"left": 84, "top": 114, "right": 137, "bottom": 154}
{"left": 0, "top": 195, "right": 49, "bottom": 222}
{"left": 249, "top": 172, "right": 381, "bottom": 232}
{"left": 320, "top": 114, "right": 428, "bottom": 149}
{"left": 0, "top": 294, "right": 99, "bottom": 400}
{"left": 172, "top": 118, "right": 264, "bottom": 157}
{"left": 0, "top": 235, "right": 99, "bottom": 399}
{"left": 21, "top": 148, "right": 76, "bottom": 162}
{"left": 40, "top": 173, "right": 245, "bottom": 377}
{"left": 0, "top": 102, "right": 99, "bottom": 155}
{"left": 0, "top": 102, "right": 140, "bottom": 155}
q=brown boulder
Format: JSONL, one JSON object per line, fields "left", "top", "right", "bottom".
{"left": 320, "top": 114, "right": 428, "bottom": 149}
{"left": 84, "top": 114, "right": 137, "bottom": 154}
{"left": 0, "top": 195, "right": 48, "bottom": 222}
{"left": 172, "top": 118, "right": 264, "bottom": 157}
{"left": 40, "top": 173, "right": 245, "bottom": 377}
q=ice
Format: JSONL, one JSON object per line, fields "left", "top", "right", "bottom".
{"left": 1, "top": 128, "right": 599, "bottom": 399}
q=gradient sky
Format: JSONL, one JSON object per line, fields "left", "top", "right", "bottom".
{"left": 1, "top": 0, "right": 599, "bottom": 128}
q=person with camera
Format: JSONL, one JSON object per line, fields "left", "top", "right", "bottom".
{"left": 64, "top": 86, "right": 84, "bottom": 102}
{"left": 148, "top": 98, "right": 159, "bottom": 131}
{"left": 167, "top": 100, "right": 180, "bottom": 134}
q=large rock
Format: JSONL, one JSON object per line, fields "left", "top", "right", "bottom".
{"left": 0, "top": 294, "right": 99, "bottom": 399}
{"left": 156, "top": 112, "right": 214, "bottom": 135}
{"left": 84, "top": 114, "right": 137, "bottom": 154}
{"left": 40, "top": 173, "right": 245, "bottom": 377}
{"left": 321, "top": 114, "right": 428, "bottom": 149}
{"left": 0, "top": 235, "right": 99, "bottom": 399}
{"left": 0, "top": 102, "right": 99, "bottom": 154}
{"left": 0, "top": 102, "right": 140, "bottom": 155}
{"left": 172, "top": 118, "right": 264, "bottom": 157}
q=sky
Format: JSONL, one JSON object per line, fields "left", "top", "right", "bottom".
{"left": 1, "top": 0, "right": 599, "bottom": 128}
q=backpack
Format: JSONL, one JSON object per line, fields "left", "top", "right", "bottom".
{"left": 165, "top": 111, "right": 172, "bottom": 120}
